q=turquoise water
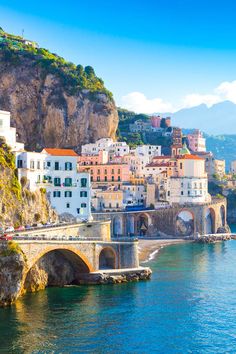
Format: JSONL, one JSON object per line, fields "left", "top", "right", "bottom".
{"left": 1, "top": 239, "right": 236, "bottom": 353}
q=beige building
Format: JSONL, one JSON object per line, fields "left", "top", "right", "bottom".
{"left": 167, "top": 155, "right": 211, "bottom": 205}
{"left": 92, "top": 188, "right": 123, "bottom": 211}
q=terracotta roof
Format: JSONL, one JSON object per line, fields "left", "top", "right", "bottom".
{"left": 152, "top": 156, "right": 172, "bottom": 160}
{"left": 146, "top": 162, "right": 172, "bottom": 167}
{"left": 177, "top": 154, "right": 204, "bottom": 160}
{"left": 44, "top": 148, "right": 78, "bottom": 156}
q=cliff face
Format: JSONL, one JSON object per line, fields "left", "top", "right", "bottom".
{"left": 0, "top": 57, "right": 118, "bottom": 150}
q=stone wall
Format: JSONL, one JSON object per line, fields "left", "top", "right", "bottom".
{"left": 18, "top": 220, "right": 111, "bottom": 241}
{"left": 93, "top": 197, "right": 228, "bottom": 238}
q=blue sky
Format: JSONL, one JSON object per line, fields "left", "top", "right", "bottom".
{"left": 1, "top": 0, "right": 236, "bottom": 113}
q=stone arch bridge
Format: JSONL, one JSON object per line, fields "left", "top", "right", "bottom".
{"left": 93, "top": 198, "right": 228, "bottom": 238}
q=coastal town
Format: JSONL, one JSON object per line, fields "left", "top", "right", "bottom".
{"left": 2, "top": 2, "right": 236, "bottom": 351}
{"left": 0, "top": 108, "right": 231, "bottom": 238}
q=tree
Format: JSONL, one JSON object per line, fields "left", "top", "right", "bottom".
{"left": 76, "top": 64, "right": 84, "bottom": 76}
{"left": 84, "top": 65, "right": 95, "bottom": 77}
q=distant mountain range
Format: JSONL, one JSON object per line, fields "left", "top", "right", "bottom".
{"left": 167, "top": 101, "right": 236, "bottom": 135}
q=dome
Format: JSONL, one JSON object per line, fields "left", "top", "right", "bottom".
{"left": 179, "top": 143, "right": 190, "bottom": 155}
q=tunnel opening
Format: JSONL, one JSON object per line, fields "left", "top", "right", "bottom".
{"left": 99, "top": 248, "right": 116, "bottom": 269}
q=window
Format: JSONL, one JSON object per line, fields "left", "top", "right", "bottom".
{"left": 65, "top": 162, "right": 72, "bottom": 171}
{"left": 91, "top": 176, "right": 93, "bottom": 182}
{"left": 55, "top": 162, "right": 59, "bottom": 170}
{"left": 37, "top": 161, "right": 40, "bottom": 169}
{"left": 118, "top": 176, "right": 121, "bottom": 181}
{"left": 53, "top": 191, "right": 61, "bottom": 197}
{"left": 77, "top": 208, "right": 80, "bottom": 214}
{"left": 80, "top": 191, "right": 87, "bottom": 197}
{"left": 118, "top": 169, "right": 120, "bottom": 174}
{"left": 66, "top": 203, "right": 70, "bottom": 208}
{"left": 17, "top": 159, "right": 23, "bottom": 168}
{"left": 97, "top": 169, "right": 100, "bottom": 175}
{"left": 181, "top": 182, "right": 184, "bottom": 188}
{"left": 81, "top": 178, "right": 87, "bottom": 187}
{"left": 30, "top": 160, "right": 35, "bottom": 169}
{"left": 97, "top": 176, "right": 100, "bottom": 182}
{"left": 64, "top": 177, "right": 72, "bottom": 187}
{"left": 116, "top": 203, "right": 119, "bottom": 208}
{"left": 181, "top": 191, "right": 184, "bottom": 195}
{"left": 54, "top": 177, "right": 61, "bottom": 186}
{"left": 104, "top": 169, "right": 107, "bottom": 175}
{"left": 104, "top": 176, "right": 107, "bottom": 182}
{"left": 65, "top": 191, "right": 72, "bottom": 198}
{"left": 81, "top": 203, "right": 87, "bottom": 208}
{"left": 47, "top": 161, "right": 51, "bottom": 167}
{"left": 112, "top": 169, "right": 114, "bottom": 174}
{"left": 180, "top": 163, "right": 183, "bottom": 169}
{"left": 112, "top": 176, "right": 114, "bottom": 181}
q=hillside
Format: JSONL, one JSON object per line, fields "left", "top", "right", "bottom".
{"left": 0, "top": 27, "right": 118, "bottom": 150}
{"left": 0, "top": 138, "right": 57, "bottom": 226}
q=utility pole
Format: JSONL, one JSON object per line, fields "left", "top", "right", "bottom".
{"left": 21, "top": 29, "right": 24, "bottom": 38}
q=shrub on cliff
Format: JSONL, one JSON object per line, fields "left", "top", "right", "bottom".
{"left": 0, "top": 241, "right": 22, "bottom": 257}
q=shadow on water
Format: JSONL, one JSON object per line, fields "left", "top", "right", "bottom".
{"left": 1, "top": 241, "right": 236, "bottom": 353}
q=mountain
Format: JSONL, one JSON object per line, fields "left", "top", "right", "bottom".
{"left": 0, "top": 28, "right": 118, "bottom": 151}
{"left": 170, "top": 101, "right": 236, "bottom": 135}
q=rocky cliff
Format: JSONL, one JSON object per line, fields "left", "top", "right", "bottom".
{"left": 0, "top": 28, "right": 118, "bottom": 150}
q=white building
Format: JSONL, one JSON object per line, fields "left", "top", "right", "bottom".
{"left": 16, "top": 148, "right": 92, "bottom": 220}
{"left": 187, "top": 130, "right": 206, "bottom": 152}
{"left": 122, "top": 184, "right": 146, "bottom": 206}
{"left": 0, "top": 110, "right": 24, "bottom": 151}
{"left": 134, "top": 144, "right": 161, "bottom": 158}
{"left": 167, "top": 155, "right": 211, "bottom": 205}
{"left": 81, "top": 138, "right": 129, "bottom": 157}
{"left": 231, "top": 160, "right": 236, "bottom": 174}
{"left": 16, "top": 150, "right": 48, "bottom": 191}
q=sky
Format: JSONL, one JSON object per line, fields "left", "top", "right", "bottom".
{"left": 1, "top": 0, "right": 236, "bottom": 113}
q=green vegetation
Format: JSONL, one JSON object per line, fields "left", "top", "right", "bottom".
{"left": 0, "top": 27, "right": 112, "bottom": 99}
{"left": 0, "top": 138, "right": 21, "bottom": 200}
{"left": 0, "top": 241, "right": 22, "bottom": 257}
{"left": 117, "top": 108, "right": 172, "bottom": 148}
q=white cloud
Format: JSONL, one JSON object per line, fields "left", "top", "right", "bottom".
{"left": 121, "top": 92, "right": 174, "bottom": 114}
{"left": 215, "top": 80, "right": 236, "bottom": 103}
{"left": 182, "top": 93, "right": 221, "bottom": 109}
{"left": 121, "top": 80, "right": 236, "bottom": 114}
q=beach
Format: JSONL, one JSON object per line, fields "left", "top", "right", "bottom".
{"left": 138, "top": 239, "right": 191, "bottom": 263}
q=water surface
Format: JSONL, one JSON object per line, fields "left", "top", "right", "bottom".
{"left": 1, "top": 240, "right": 236, "bottom": 353}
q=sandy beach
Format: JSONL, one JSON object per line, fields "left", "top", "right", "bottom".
{"left": 138, "top": 239, "right": 192, "bottom": 263}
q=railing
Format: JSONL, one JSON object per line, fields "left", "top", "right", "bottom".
{"left": 13, "top": 235, "right": 103, "bottom": 241}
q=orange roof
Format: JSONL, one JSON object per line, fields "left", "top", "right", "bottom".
{"left": 178, "top": 154, "right": 204, "bottom": 160}
{"left": 44, "top": 148, "right": 78, "bottom": 157}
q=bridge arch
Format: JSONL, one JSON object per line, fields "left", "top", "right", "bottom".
{"left": 126, "top": 215, "right": 135, "bottom": 236}
{"left": 99, "top": 247, "right": 116, "bottom": 269}
{"left": 176, "top": 209, "right": 194, "bottom": 236}
{"left": 137, "top": 213, "right": 151, "bottom": 236}
{"left": 22, "top": 246, "right": 94, "bottom": 292}
{"left": 113, "top": 215, "right": 123, "bottom": 237}
{"left": 27, "top": 246, "right": 94, "bottom": 272}
{"left": 220, "top": 205, "right": 226, "bottom": 227}
{"left": 205, "top": 208, "right": 216, "bottom": 234}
